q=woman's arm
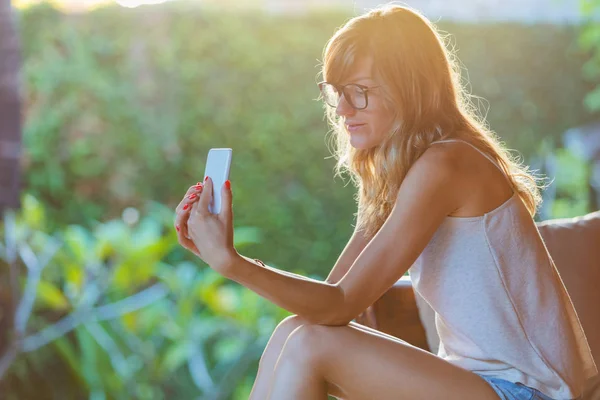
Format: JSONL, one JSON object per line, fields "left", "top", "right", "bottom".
{"left": 224, "top": 223, "right": 372, "bottom": 325}
{"left": 325, "top": 228, "right": 371, "bottom": 284}
{"left": 225, "top": 254, "right": 344, "bottom": 325}
{"left": 221, "top": 214, "right": 371, "bottom": 324}
{"left": 326, "top": 228, "right": 380, "bottom": 328}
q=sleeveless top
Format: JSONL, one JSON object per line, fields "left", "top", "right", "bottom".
{"left": 407, "top": 139, "right": 598, "bottom": 399}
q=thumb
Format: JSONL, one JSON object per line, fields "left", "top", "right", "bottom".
{"left": 219, "top": 179, "right": 233, "bottom": 222}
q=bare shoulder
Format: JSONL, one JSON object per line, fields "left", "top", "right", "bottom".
{"left": 403, "top": 142, "right": 466, "bottom": 194}
{"left": 394, "top": 144, "right": 465, "bottom": 218}
{"left": 413, "top": 140, "right": 514, "bottom": 217}
{"left": 415, "top": 140, "right": 475, "bottom": 172}
{"left": 415, "top": 141, "right": 463, "bottom": 168}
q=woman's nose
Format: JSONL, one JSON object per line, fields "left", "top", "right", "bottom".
{"left": 335, "top": 94, "right": 356, "bottom": 118}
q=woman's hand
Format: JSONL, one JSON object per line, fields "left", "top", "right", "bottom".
{"left": 175, "top": 177, "right": 238, "bottom": 275}
{"left": 174, "top": 182, "right": 204, "bottom": 257}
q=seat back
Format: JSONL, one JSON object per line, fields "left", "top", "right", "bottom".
{"left": 537, "top": 211, "right": 600, "bottom": 398}
{"left": 536, "top": 212, "right": 600, "bottom": 362}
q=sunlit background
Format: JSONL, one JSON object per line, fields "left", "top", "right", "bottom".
{"left": 11, "top": 0, "right": 590, "bottom": 20}
{"left": 0, "top": 0, "right": 599, "bottom": 399}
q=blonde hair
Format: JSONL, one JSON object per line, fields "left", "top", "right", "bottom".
{"left": 320, "top": 4, "right": 544, "bottom": 238}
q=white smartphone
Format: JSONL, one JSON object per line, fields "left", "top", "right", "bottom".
{"left": 203, "top": 148, "right": 232, "bottom": 214}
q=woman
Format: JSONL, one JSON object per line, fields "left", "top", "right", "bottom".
{"left": 174, "top": 4, "right": 597, "bottom": 400}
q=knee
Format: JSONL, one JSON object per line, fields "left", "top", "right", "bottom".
{"left": 274, "top": 315, "right": 311, "bottom": 338}
{"left": 271, "top": 316, "right": 324, "bottom": 361}
{"left": 280, "top": 324, "right": 324, "bottom": 360}
{"left": 256, "top": 316, "right": 311, "bottom": 368}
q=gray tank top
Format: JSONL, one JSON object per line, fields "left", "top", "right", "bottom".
{"left": 408, "top": 139, "right": 598, "bottom": 399}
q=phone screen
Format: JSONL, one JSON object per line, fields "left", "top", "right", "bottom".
{"left": 203, "top": 148, "right": 232, "bottom": 214}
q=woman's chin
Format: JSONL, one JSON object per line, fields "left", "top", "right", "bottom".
{"left": 349, "top": 134, "right": 376, "bottom": 150}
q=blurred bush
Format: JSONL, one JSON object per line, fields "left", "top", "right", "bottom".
{"left": 579, "top": 0, "right": 600, "bottom": 112}
{"left": 17, "top": 3, "right": 596, "bottom": 279}
{"left": 0, "top": 194, "right": 288, "bottom": 399}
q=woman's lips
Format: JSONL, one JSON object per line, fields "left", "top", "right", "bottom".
{"left": 347, "top": 123, "right": 365, "bottom": 132}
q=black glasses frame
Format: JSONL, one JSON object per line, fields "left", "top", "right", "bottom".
{"left": 317, "top": 81, "right": 380, "bottom": 110}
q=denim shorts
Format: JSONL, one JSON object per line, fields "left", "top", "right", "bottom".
{"left": 476, "top": 374, "right": 581, "bottom": 400}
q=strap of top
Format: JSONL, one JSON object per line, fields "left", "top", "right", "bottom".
{"left": 430, "top": 139, "right": 508, "bottom": 180}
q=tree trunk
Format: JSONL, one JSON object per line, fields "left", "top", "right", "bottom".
{"left": 0, "top": 0, "right": 22, "bottom": 387}
{"left": 0, "top": 0, "right": 22, "bottom": 213}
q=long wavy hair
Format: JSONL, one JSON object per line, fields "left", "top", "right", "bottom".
{"left": 319, "top": 4, "right": 544, "bottom": 238}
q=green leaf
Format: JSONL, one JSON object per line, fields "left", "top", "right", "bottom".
{"left": 36, "top": 280, "right": 70, "bottom": 310}
{"left": 62, "top": 225, "right": 92, "bottom": 261}
{"left": 75, "top": 328, "right": 102, "bottom": 389}
{"left": 22, "top": 194, "right": 46, "bottom": 231}
{"left": 584, "top": 86, "right": 600, "bottom": 112}
{"left": 161, "top": 341, "right": 191, "bottom": 373}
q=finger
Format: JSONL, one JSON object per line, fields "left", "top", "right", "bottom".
{"left": 198, "top": 177, "right": 213, "bottom": 216}
{"left": 177, "top": 227, "right": 200, "bottom": 257}
{"left": 182, "top": 188, "right": 202, "bottom": 214}
{"left": 174, "top": 185, "right": 203, "bottom": 231}
{"left": 176, "top": 183, "right": 204, "bottom": 213}
{"left": 175, "top": 193, "right": 201, "bottom": 233}
{"left": 176, "top": 209, "right": 201, "bottom": 256}
{"left": 175, "top": 203, "right": 190, "bottom": 233}
{"left": 219, "top": 179, "right": 232, "bottom": 222}
{"left": 186, "top": 202, "right": 200, "bottom": 238}
{"left": 182, "top": 186, "right": 203, "bottom": 235}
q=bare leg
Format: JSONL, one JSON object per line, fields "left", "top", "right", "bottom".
{"left": 266, "top": 324, "right": 329, "bottom": 400}
{"left": 265, "top": 322, "right": 501, "bottom": 400}
{"left": 249, "top": 315, "right": 347, "bottom": 400}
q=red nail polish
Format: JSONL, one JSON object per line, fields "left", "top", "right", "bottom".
{"left": 196, "top": 182, "right": 202, "bottom": 186}
{"left": 183, "top": 204, "right": 190, "bottom": 210}
{"left": 204, "top": 176, "right": 209, "bottom": 182}
{"left": 188, "top": 194, "right": 197, "bottom": 199}
{"left": 194, "top": 184, "right": 203, "bottom": 190}
{"left": 225, "top": 180, "right": 231, "bottom": 190}
{"left": 176, "top": 225, "right": 180, "bottom": 232}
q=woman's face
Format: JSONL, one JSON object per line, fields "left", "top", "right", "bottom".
{"left": 335, "top": 57, "right": 396, "bottom": 150}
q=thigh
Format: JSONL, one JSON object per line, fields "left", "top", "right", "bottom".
{"left": 290, "top": 321, "right": 501, "bottom": 400}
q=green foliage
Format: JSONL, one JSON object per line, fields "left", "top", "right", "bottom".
{"left": 1, "top": 194, "right": 288, "bottom": 399}
{"left": 5, "top": 2, "right": 599, "bottom": 398}
{"left": 551, "top": 149, "right": 591, "bottom": 217}
{"left": 17, "top": 3, "right": 596, "bottom": 280}
{"left": 579, "top": 0, "right": 600, "bottom": 111}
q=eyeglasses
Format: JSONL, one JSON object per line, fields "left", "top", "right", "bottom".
{"left": 317, "top": 81, "right": 380, "bottom": 110}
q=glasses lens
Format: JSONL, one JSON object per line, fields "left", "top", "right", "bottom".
{"left": 320, "top": 83, "right": 339, "bottom": 108}
{"left": 345, "top": 84, "right": 367, "bottom": 110}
